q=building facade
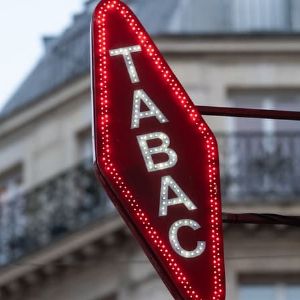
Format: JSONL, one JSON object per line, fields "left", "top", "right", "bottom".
{"left": 0, "top": 1, "right": 300, "bottom": 299}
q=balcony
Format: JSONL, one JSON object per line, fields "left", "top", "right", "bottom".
{"left": 0, "top": 133, "right": 299, "bottom": 267}
{"left": 0, "top": 162, "right": 113, "bottom": 267}
{"left": 218, "top": 133, "right": 300, "bottom": 202}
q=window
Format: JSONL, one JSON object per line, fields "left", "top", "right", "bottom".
{"left": 94, "top": 293, "right": 116, "bottom": 300}
{"left": 0, "top": 165, "right": 24, "bottom": 264}
{"left": 168, "top": 0, "right": 226, "bottom": 33}
{"left": 240, "top": 284, "right": 275, "bottom": 300}
{"left": 231, "top": 0, "right": 289, "bottom": 32}
{"left": 77, "top": 128, "right": 93, "bottom": 162}
{"left": 240, "top": 283, "right": 300, "bottom": 300}
{"left": 0, "top": 165, "right": 23, "bottom": 203}
{"left": 220, "top": 89, "right": 300, "bottom": 201}
{"left": 228, "top": 89, "right": 300, "bottom": 133}
{"left": 76, "top": 128, "right": 114, "bottom": 212}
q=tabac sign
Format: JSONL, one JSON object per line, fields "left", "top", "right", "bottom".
{"left": 91, "top": 0, "right": 226, "bottom": 299}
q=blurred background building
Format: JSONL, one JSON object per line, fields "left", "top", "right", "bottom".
{"left": 0, "top": 0, "right": 300, "bottom": 299}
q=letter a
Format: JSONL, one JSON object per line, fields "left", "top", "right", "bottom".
{"left": 159, "top": 176, "right": 197, "bottom": 216}
{"left": 131, "top": 90, "right": 168, "bottom": 129}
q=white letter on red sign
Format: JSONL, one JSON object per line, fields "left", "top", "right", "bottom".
{"left": 109, "top": 45, "right": 142, "bottom": 83}
{"left": 137, "top": 132, "right": 177, "bottom": 172}
{"left": 159, "top": 176, "right": 197, "bottom": 217}
{"left": 131, "top": 89, "right": 168, "bottom": 129}
{"left": 169, "top": 219, "right": 206, "bottom": 258}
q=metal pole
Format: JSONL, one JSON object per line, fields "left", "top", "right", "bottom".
{"left": 222, "top": 213, "right": 300, "bottom": 227}
{"left": 197, "top": 106, "right": 300, "bottom": 121}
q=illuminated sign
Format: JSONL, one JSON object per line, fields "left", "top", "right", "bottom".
{"left": 91, "top": 0, "right": 225, "bottom": 299}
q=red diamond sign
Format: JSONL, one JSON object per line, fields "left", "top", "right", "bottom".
{"left": 91, "top": 1, "right": 226, "bottom": 299}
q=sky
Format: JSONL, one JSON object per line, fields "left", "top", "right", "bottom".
{"left": 0, "top": 0, "right": 85, "bottom": 110}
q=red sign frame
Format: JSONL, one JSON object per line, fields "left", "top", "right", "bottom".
{"left": 91, "top": 1, "right": 225, "bottom": 299}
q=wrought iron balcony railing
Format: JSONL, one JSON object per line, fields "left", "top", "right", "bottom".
{"left": 0, "top": 161, "right": 113, "bottom": 266}
{"left": 0, "top": 133, "right": 299, "bottom": 267}
{"left": 218, "top": 132, "right": 300, "bottom": 202}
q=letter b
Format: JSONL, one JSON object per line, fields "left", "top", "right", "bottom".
{"left": 137, "top": 132, "right": 177, "bottom": 172}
